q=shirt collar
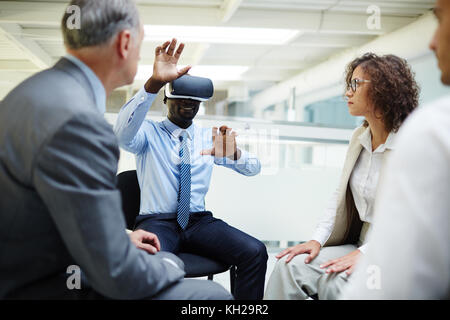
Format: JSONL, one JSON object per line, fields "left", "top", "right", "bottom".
{"left": 359, "top": 126, "right": 397, "bottom": 153}
{"left": 64, "top": 54, "right": 106, "bottom": 114}
{"left": 162, "top": 118, "right": 195, "bottom": 141}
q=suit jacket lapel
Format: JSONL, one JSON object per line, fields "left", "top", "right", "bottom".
{"left": 325, "top": 126, "right": 365, "bottom": 246}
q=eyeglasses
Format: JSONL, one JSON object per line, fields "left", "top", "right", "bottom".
{"left": 347, "top": 78, "right": 371, "bottom": 92}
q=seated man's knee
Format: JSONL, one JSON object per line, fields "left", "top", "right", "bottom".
{"left": 246, "top": 239, "right": 268, "bottom": 264}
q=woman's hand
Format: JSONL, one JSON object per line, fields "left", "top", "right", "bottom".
{"left": 276, "top": 240, "right": 321, "bottom": 264}
{"left": 320, "top": 249, "right": 362, "bottom": 276}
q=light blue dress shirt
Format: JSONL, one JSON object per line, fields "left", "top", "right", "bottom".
{"left": 64, "top": 54, "right": 106, "bottom": 114}
{"left": 114, "top": 87, "right": 261, "bottom": 215}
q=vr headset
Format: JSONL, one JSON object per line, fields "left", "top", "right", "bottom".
{"left": 165, "top": 75, "right": 214, "bottom": 102}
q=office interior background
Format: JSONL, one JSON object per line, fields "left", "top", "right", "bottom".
{"left": 0, "top": 0, "right": 446, "bottom": 289}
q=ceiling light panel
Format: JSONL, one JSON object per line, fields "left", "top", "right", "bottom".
{"left": 144, "top": 25, "right": 301, "bottom": 45}
{"left": 135, "top": 65, "right": 249, "bottom": 81}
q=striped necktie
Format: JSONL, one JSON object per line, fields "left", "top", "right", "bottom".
{"left": 177, "top": 131, "right": 191, "bottom": 229}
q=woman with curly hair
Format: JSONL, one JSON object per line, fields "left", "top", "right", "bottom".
{"left": 264, "top": 53, "right": 420, "bottom": 300}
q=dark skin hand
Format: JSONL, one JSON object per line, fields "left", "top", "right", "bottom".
{"left": 144, "top": 39, "right": 241, "bottom": 160}
{"left": 201, "top": 125, "right": 241, "bottom": 160}
{"left": 144, "top": 38, "right": 191, "bottom": 94}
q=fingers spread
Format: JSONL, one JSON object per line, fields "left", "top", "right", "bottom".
{"left": 346, "top": 267, "right": 354, "bottom": 276}
{"left": 276, "top": 249, "right": 289, "bottom": 259}
{"left": 305, "top": 254, "right": 314, "bottom": 264}
{"left": 285, "top": 253, "right": 296, "bottom": 264}
{"left": 219, "top": 126, "right": 228, "bottom": 135}
{"left": 200, "top": 149, "right": 214, "bottom": 156}
{"left": 174, "top": 43, "right": 185, "bottom": 60}
{"left": 320, "top": 259, "right": 335, "bottom": 269}
{"left": 161, "top": 41, "right": 170, "bottom": 52}
{"left": 326, "top": 262, "right": 349, "bottom": 274}
{"left": 178, "top": 65, "right": 191, "bottom": 76}
{"left": 167, "top": 38, "right": 177, "bottom": 56}
{"left": 211, "top": 127, "right": 219, "bottom": 143}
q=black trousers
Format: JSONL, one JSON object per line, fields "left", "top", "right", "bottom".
{"left": 135, "top": 211, "right": 268, "bottom": 300}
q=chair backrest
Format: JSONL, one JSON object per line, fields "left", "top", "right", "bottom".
{"left": 117, "top": 170, "right": 140, "bottom": 230}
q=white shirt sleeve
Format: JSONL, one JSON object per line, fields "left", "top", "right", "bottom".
{"left": 113, "top": 87, "right": 157, "bottom": 154}
{"left": 214, "top": 148, "right": 261, "bottom": 176}
{"left": 311, "top": 188, "right": 340, "bottom": 246}
{"left": 357, "top": 243, "right": 368, "bottom": 254}
{"left": 339, "top": 103, "right": 450, "bottom": 299}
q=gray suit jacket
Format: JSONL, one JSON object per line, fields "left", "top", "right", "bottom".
{"left": 0, "top": 58, "right": 185, "bottom": 299}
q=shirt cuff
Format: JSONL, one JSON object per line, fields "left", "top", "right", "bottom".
{"left": 311, "top": 230, "right": 330, "bottom": 247}
{"left": 137, "top": 86, "right": 157, "bottom": 103}
{"left": 214, "top": 148, "right": 249, "bottom": 165}
{"left": 358, "top": 243, "right": 368, "bottom": 254}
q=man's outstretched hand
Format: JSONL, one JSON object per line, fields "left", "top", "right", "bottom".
{"left": 144, "top": 38, "right": 191, "bottom": 94}
{"left": 201, "top": 126, "right": 241, "bottom": 160}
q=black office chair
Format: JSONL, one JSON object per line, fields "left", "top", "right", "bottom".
{"left": 117, "top": 170, "right": 236, "bottom": 294}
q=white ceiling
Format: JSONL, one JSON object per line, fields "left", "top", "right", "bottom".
{"left": 0, "top": 0, "right": 435, "bottom": 99}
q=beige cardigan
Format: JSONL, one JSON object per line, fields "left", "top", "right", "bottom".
{"left": 324, "top": 125, "right": 391, "bottom": 247}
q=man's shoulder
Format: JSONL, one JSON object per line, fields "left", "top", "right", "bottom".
{"left": 3, "top": 65, "right": 100, "bottom": 128}
{"left": 401, "top": 96, "right": 450, "bottom": 138}
{"left": 391, "top": 96, "right": 450, "bottom": 165}
{"left": 0, "top": 66, "right": 111, "bottom": 184}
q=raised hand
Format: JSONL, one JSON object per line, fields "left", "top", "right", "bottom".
{"left": 144, "top": 38, "right": 191, "bottom": 93}
{"left": 200, "top": 126, "right": 240, "bottom": 160}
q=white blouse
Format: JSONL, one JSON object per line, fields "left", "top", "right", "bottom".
{"left": 311, "top": 126, "right": 396, "bottom": 253}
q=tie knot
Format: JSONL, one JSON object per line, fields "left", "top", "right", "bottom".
{"left": 179, "top": 131, "right": 188, "bottom": 142}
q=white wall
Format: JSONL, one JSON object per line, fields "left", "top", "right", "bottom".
{"left": 205, "top": 165, "right": 341, "bottom": 243}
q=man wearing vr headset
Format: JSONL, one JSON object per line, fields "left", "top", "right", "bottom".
{"left": 114, "top": 39, "right": 268, "bottom": 300}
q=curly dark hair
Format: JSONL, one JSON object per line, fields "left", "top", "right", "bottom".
{"left": 344, "top": 53, "right": 420, "bottom": 132}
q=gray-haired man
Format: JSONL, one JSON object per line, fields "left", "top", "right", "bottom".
{"left": 0, "top": 0, "right": 231, "bottom": 300}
